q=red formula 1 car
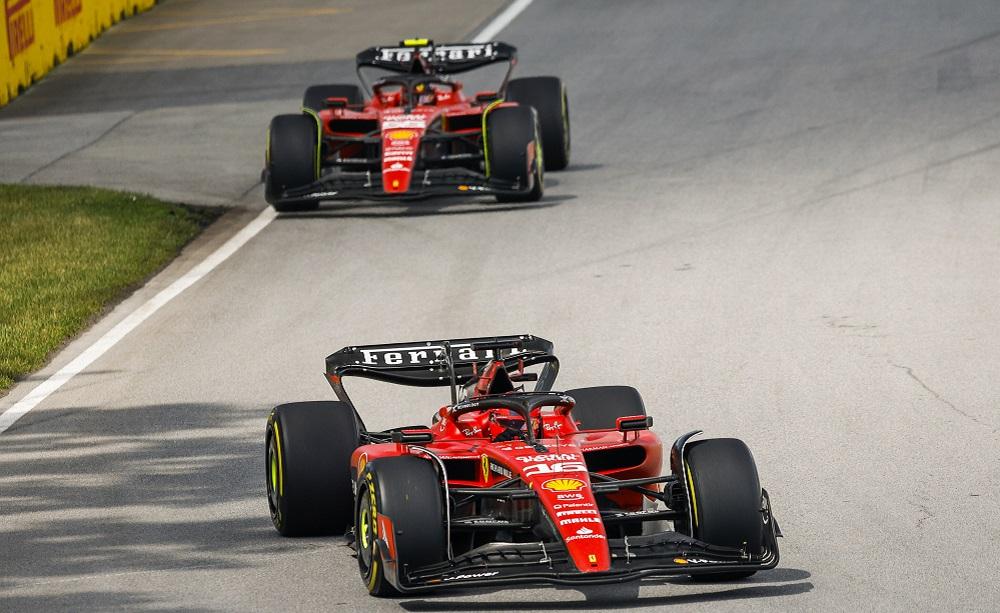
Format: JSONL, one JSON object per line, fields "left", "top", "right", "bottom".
{"left": 263, "top": 40, "right": 570, "bottom": 211}
{"left": 264, "top": 335, "right": 781, "bottom": 596}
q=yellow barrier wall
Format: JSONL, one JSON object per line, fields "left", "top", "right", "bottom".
{"left": 1, "top": 0, "right": 157, "bottom": 106}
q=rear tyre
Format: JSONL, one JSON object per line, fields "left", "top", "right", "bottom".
{"left": 265, "top": 401, "right": 359, "bottom": 536}
{"left": 356, "top": 456, "right": 446, "bottom": 596}
{"left": 302, "top": 83, "right": 364, "bottom": 112}
{"left": 265, "top": 114, "right": 319, "bottom": 212}
{"left": 505, "top": 76, "right": 570, "bottom": 170}
{"left": 565, "top": 386, "right": 646, "bottom": 430}
{"left": 682, "top": 438, "right": 763, "bottom": 580}
{"left": 486, "top": 106, "right": 543, "bottom": 203}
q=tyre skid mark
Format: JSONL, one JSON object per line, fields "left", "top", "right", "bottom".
{"left": 19, "top": 112, "right": 136, "bottom": 183}
{"left": 891, "top": 362, "right": 994, "bottom": 431}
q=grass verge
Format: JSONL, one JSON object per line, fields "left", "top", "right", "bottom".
{"left": 0, "top": 184, "right": 220, "bottom": 395}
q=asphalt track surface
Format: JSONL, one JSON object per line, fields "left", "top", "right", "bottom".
{"left": 2, "top": 0, "right": 1000, "bottom": 611}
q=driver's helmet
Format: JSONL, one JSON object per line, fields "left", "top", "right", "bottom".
{"left": 413, "top": 82, "right": 436, "bottom": 106}
{"left": 489, "top": 413, "right": 529, "bottom": 442}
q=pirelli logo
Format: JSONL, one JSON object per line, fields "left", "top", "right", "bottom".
{"left": 5, "top": 0, "right": 35, "bottom": 59}
{"left": 54, "top": 0, "right": 82, "bottom": 25}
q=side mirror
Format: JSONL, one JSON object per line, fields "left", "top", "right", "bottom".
{"left": 390, "top": 429, "right": 434, "bottom": 444}
{"left": 475, "top": 90, "right": 499, "bottom": 104}
{"left": 324, "top": 96, "right": 349, "bottom": 108}
{"left": 616, "top": 415, "right": 652, "bottom": 432}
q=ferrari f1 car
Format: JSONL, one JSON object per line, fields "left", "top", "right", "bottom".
{"left": 263, "top": 39, "right": 569, "bottom": 211}
{"left": 264, "top": 335, "right": 781, "bottom": 596}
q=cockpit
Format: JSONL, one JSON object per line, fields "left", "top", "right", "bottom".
{"left": 437, "top": 360, "right": 576, "bottom": 443}
{"left": 371, "top": 76, "right": 461, "bottom": 108}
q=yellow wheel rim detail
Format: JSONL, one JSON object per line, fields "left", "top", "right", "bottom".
{"left": 272, "top": 422, "right": 284, "bottom": 496}
{"left": 481, "top": 99, "right": 505, "bottom": 178}
{"left": 367, "top": 559, "right": 379, "bottom": 591}
{"left": 359, "top": 507, "right": 371, "bottom": 551}
{"left": 269, "top": 453, "right": 278, "bottom": 493}
{"left": 361, "top": 472, "right": 380, "bottom": 592}
{"left": 685, "top": 461, "right": 699, "bottom": 528}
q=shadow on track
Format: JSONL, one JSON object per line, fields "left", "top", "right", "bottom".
{"left": 274, "top": 194, "right": 575, "bottom": 220}
{"left": 0, "top": 402, "right": 334, "bottom": 608}
{"left": 0, "top": 591, "right": 211, "bottom": 613}
{"left": 398, "top": 569, "right": 812, "bottom": 611}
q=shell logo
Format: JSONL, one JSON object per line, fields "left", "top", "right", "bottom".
{"left": 673, "top": 558, "right": 689, "bottom": 565}
{"left": 356, "top": 453, "right": 368, "bottom": 476}
{"left": 387, "top": 129, "right": 416, "bottom": 140}
{"left": 542, "top": 478, "right": 584, "bottom": 492}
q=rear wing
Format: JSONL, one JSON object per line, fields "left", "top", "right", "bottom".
{"left": 325, "top": 334, "right": 559, "bottom": 413}
{"left": 355, "top": 41, "right": 517, "bottom": 75}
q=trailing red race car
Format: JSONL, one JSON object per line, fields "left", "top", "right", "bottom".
{"left": 264, "top": 39, "right": 570, "bottom": 211}
{"left": 264, "top": 335, "right": 781, "bottom": 596}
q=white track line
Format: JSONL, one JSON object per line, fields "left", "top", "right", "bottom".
{"left": 0, "top": 0, "right": 533, "bottom": 435}
{"left": 0, "top": 207, "right": 277, "bottom": 434}
{"left": 473, "top": 0, "right": 533, "bottom": 42}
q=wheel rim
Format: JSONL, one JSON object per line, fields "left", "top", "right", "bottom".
{"left": 562, "top": 88, "right": 570, "bottom": 156}
{"left": 357, "top": 485, "right": 376, "bottom": 570}
{"left": 266, "top": 436, "right": 280, "bottom": 515}
{"left": 534, "top": 116, "right": 544, "bottom": 189}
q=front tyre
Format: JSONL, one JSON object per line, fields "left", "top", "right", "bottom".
{"left": 682, "top": 438, "right": 764, "bottom": 580}
{"left": 505, "top": 76, "right": 570, "bottom": 170}
{"left": 265, "top": 114, "right": 320, "bottom": 212}
{"left": 486, "top": 106, "right": 543, "bottom": 203}
{"left": 265, "top": 401, "right": 359, "bottom": 536}
{"left": 356, "top": 456, "right": 446, "bottom": 596}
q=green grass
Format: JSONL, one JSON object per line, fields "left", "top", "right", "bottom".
{"left": 0, "top": 185, "right": 219, "bottom": 395}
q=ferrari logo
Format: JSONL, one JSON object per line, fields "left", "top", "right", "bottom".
{"left": 481, "top": 454, "right": 490, "bottom": 482}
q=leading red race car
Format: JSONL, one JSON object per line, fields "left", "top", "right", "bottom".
{"left": 264, "top": 335, "right": 781, "bottom": 596}
{"left": 264, "top": 40, "right": 570, "bottom": 211}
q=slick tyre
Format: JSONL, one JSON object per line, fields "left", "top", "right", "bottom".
{"left": 565, "top": 386, "right": 646, "bottom": 430}
{"left": 486, "top": 106, "right": 543, "bottom": 203}
{"left": 682, "top": 438, "right": 764, "bottom": 580}
{"left": 505, "top": 76, "right": 570, "bottom": 170}
{"left": 302, "top": 84, "right": 364, "bottom": 112}
{"left": 265, "top": 401, "right": 359, "bottom": 536}
{"left": 356, "top": 456, "right": 446, "bottom": 596}
{"left": 265, "top": 114, "right": 319, "bottom": 212}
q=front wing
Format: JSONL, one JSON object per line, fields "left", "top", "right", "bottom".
{"left": 266, "top": 167, "right": 530, "bottom": 204}
{"left": 388, "top": 495, "right": 781, "bottom": 592}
